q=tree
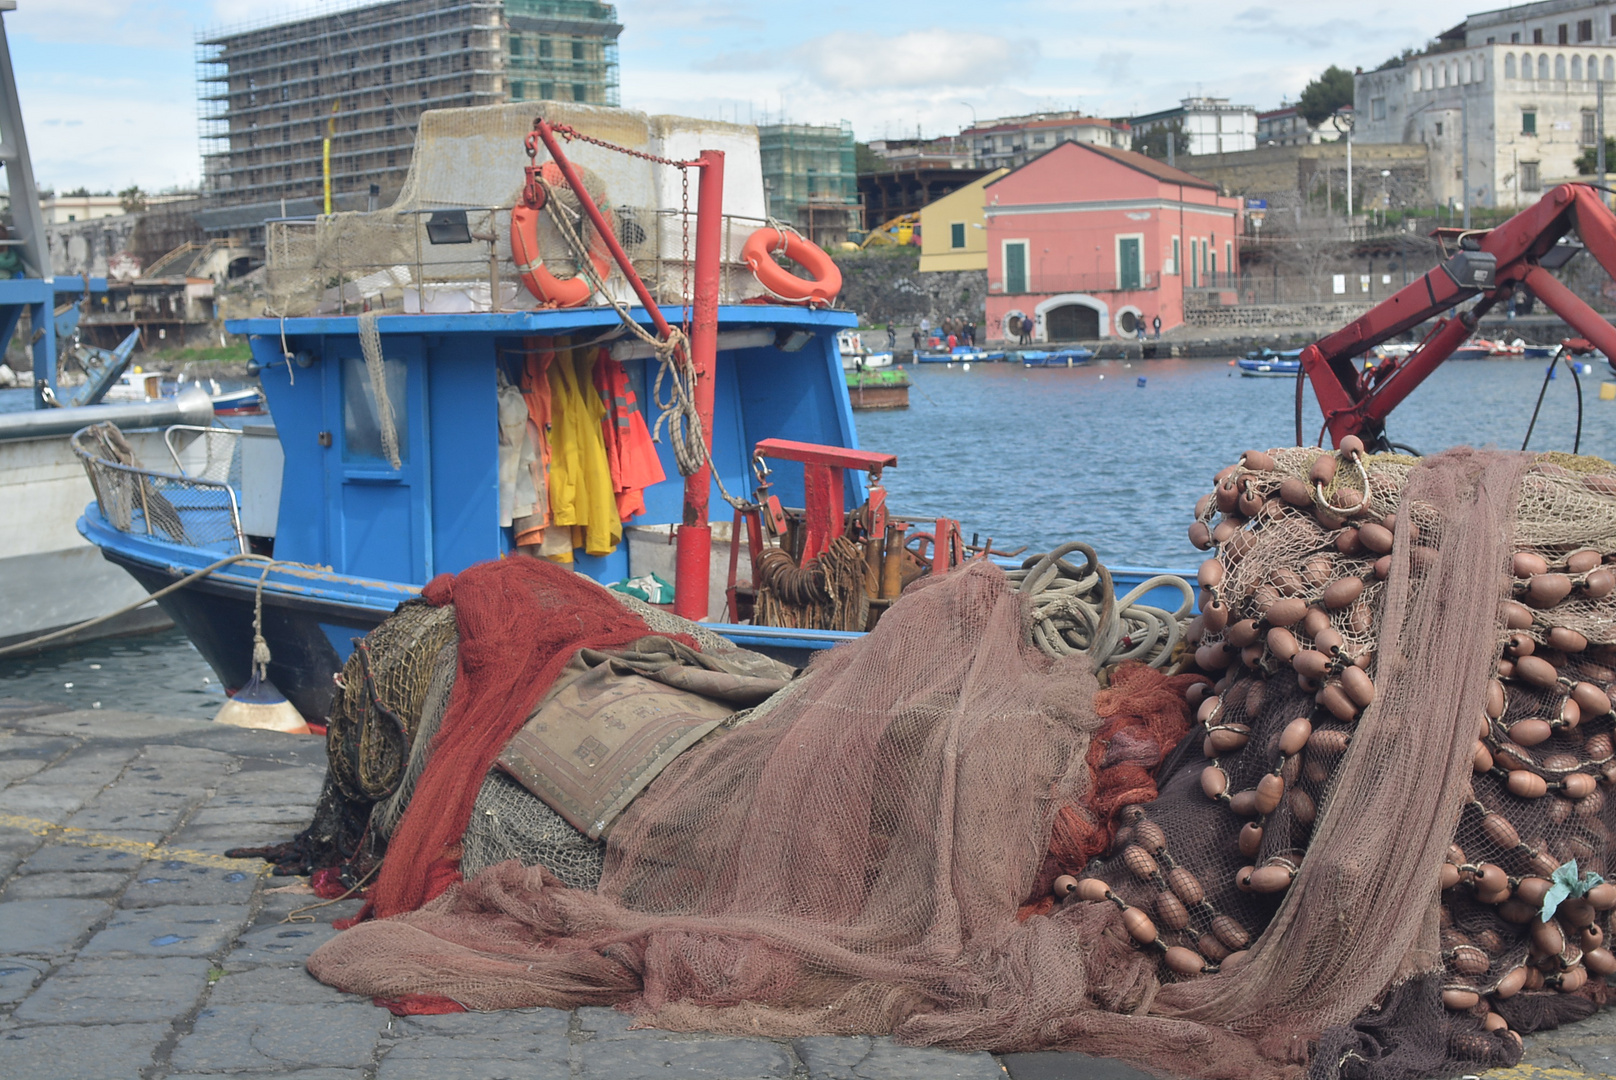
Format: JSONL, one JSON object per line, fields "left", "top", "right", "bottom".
{"left": 1576, "top": 136, "right": 1616, "bottom": 175}
{"left": 63, "top": 186, "right": 90, "bottom": 198}
{"left": 854, "top": 142, "right": 882, "bottom": 175}
{"left": 118, "top": 184, "right": 148, "bottom": 213}
{"left": 1298, "top": 66, "right": 1355, "bottom": 126}
{"left": 1132, "top": 120, "right": 1190, "bottom": 161}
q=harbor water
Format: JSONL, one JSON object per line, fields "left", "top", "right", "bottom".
{"left": 2, "top": 356, "right": 1610, "bottom": 716}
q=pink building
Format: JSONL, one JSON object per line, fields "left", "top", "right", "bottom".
{"left": 983, "top": 141, "right": 1243, "bottom": 342}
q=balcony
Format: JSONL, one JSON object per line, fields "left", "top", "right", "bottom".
{"left": 994, "top": 270, "right": 1159, "bottom": 295}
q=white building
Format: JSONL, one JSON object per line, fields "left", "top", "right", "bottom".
{"left": 39, "top": 194, "right": 127, "bottom": 224}
{"left": 960, "top": 112, "right": 1130, "bottom": 170}
{"left": 1464, "top": 0, "right": 1616, "bottom": 48}
{"left": 1257, "top": 104, "right": 1345, "bottom": 147}
{"left": 1130, "top": 97, "right": 1257, "bottom": 156}
{"left": 1356, "top": 1, "right": 1616, "bottom": 209}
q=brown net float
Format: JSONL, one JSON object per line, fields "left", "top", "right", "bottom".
{"left": 1064, "top": 446, "right": 1616, "bottom": 1078}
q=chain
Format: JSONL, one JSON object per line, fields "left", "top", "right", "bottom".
{"left": 680, "top": 166, "right": 692, "bottom": 345}
{"left": 531, "top": 121, "right": 701, "bottom": 168}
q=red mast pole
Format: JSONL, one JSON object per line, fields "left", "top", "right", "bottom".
{"left": 529, "top": 120, "right": 725, "bottom": 622}
{"left": 675, "top": 149, "right": 724, "bottom": 621}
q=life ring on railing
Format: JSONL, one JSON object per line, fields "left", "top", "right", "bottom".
{"left": 510, "top": 162, "right": 615, "bottom": 308}
{"left": 741, "top": 227, "right": 842, "bottom": 306}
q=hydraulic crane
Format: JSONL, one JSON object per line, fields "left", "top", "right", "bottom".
{"left": 1301, "top": 183, "right": 1616, "bottom": 448}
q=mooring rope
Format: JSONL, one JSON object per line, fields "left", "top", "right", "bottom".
{"left": 1006, "top": 542, "right": 1194, "bottom": 671}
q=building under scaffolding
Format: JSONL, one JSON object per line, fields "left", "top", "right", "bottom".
{"left": 195, "top": 0, "right": 621, "bottom": 244}
{"left": 758, "top": 122, "right": 860, "bottom": 247}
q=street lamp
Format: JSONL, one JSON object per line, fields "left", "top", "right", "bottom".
{"left": 1331, "top": 108, "right": 1355, "bottom": 220}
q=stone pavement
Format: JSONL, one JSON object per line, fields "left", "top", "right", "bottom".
{"left": 0, "top": 700, "right": 1609, "bottom": 1080}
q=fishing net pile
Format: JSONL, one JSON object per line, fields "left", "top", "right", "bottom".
{"left": 1079, "top": 442, "right": 1614, "bottom": 1076}
{"left": 236, "top": 447, "right": 1616, "bottom": 1078}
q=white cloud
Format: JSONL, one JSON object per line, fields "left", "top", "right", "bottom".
{"left": 26, "top": 90, "right": 198, "bottom": 192}
{"left": 9, "top": 0, "right": 193, "bottom": 48}
{"left": 797, "top": 29, "right": 1027, "bottom": 91}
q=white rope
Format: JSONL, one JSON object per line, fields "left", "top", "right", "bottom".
{"left": 357, "top": 310, "right": 401, "bottom": 469}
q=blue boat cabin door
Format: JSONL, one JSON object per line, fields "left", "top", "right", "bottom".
{"left": 323, "top": 337, "right": 432, "bottom": 584}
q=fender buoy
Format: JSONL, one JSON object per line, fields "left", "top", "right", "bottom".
{"left": 510, "top": 162, "right": 615, "bottom": 308}
{"left": 741, "top": 227, "right": 842, "bottom": 305}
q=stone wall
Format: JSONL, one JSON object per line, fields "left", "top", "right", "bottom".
{"left": 1180, "top": 142, "right": 1433, "bottom": 219}
{"left": 1182, "top": 301, "right": 1373, "bottom": 329}
{"left": 830, "top": 248, "right": 987, "bottom": 326}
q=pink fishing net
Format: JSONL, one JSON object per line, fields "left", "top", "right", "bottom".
{"left": 303, "top": 448, "right": 1616, "bottom": 1079}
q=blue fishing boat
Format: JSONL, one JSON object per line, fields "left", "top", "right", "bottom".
{"left": 65, "top": 104, "right": 1195, "bottom": 723}
{"left": 1236, "top": 348, "right": 1302, "bottom": 377}
{"left": 1021, "top": 348, "right": 1094, "bottom": 368}
{"left": 915, "top": 345, "right": 1003, "bottom": 363}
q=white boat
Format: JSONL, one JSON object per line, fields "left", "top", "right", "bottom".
{"left": 0, "top": 391, "right": 216, "bottom": 648}
{"left": 838, "top": 330, "right": 894, "bottom": 370}
{"left": 101, "top": 370, "right": 165, "bottom": 403}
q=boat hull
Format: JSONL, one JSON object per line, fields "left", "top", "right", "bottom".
{"left": 104, "top": 547, "right": 374, "bottom": 722}
{"left": 0, "top": 429, "right": 175, "bottom": 649}
{"left": 1021, "top": 350, "right": 1093, "bottom": 368}
{"left": 1237, "top": 360, "right": 1300, "bottom": 377}
{"left": 847, "top": 384, "right": 909, "bottom": 410}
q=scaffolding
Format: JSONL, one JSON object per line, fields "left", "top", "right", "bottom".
{"left": 195, "top": 0, "right": 621, "bottom": 213}
{"left": 758, "top": 121, "right": 860, "bottom": 247}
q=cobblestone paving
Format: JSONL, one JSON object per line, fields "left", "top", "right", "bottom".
{"left": 0, "top": 700, "right": 1608, "bottom": 1079}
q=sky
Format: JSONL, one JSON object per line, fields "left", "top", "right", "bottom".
{"left": 9, "top": 0, "right": 1489, "bottom": 194}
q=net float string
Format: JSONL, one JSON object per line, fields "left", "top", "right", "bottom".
{"left": 527, "top": 118, "right": 725, "bottom": 622}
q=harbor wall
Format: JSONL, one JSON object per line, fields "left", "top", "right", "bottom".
{"left": 1183, "top": 301, "right": 1374, "bottom": 330}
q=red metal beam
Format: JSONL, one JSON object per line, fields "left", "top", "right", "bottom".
{"left": 754, "top": 438, "right": 898, "bottom": 474}
{"left": 673, "top": 149, "right": 724, "bottom": 621}
{"left": 1300, "top": 183, "right": 1616, "bottom": 445}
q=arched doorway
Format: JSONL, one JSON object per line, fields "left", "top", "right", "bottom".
{"left": 1034, "top": 294, "right": 1109, "bottom": 340}
{"left": 1045, "top": 303, "right": 1100, "bottom": 341}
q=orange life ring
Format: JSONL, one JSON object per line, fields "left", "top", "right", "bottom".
{"left": 510, "top": 162, "right": 615, "bottom": 308}
{"left": 741, "top": 227, "right": 842, "bottom": 305}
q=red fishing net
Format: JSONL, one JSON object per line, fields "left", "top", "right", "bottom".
{"left": 359, "top": 556, "right": 682, "bottom": 919}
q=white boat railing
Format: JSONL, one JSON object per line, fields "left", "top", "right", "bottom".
{"left": 72, "top": 425, "right": 247, "bottom": 555}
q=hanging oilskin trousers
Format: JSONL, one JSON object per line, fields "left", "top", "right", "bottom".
{"left": 546, "top": 347, "right": 621, "bottom": 559}
{"left": 513, "top": 341, "right": 554, "bottom": 551}
{"left": 593, "top": 352, "right": 665, "bottom": 521}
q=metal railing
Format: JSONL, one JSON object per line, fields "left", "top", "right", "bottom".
{"left": 164, "top": 425, "right": 242, "bottom": 484}
{"left": 74, "top": 426, "right": 247, "bottom": 555}
{"left": 265, "top": 204, "right": 782, "bottom": 316}
{"left": 1006, "top": 271, "right": 1160, "bottom": 295}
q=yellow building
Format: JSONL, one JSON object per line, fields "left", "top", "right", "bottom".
{"left": 917, "top": 168, "right": 1008, "bottom": 272}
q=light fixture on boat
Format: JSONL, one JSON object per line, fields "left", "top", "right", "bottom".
{"left": 775, "top": 329, "right": 814, "bottom": 352}
{"left": 425, "top": 210, "right": 473, "bottom": 245}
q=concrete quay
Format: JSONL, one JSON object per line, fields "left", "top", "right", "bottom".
{"left": 0, "top": 698, "right": 1608, "bottom": 1080}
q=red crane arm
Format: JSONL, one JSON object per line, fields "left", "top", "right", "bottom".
{"left": 1299, "top": 184, "right": 1616, "bottom": 447}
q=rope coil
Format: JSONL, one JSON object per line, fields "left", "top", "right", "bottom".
{"left": 1006, "top": 542, "right": 1194, "bottom": 671}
